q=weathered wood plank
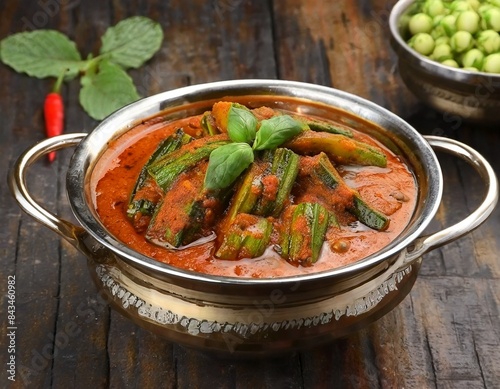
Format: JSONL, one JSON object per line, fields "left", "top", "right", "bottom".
{"left": 301, "top": 331, "right": 384, "bottom": 388}
{"left": 455, "top": 127, "right": 500, "bottom": 277}
{"left": 272, "top": 0, "right": 418, "bottom": 117}
{"left": 377, "top": 298, "right": 436, "bottom": 388}
{"left": 410, "top": 276, "right": 500, "bottom": 387}
{"left": 1, "top": 52, "right": 64, "bottom": 387}
{"left": 11, "top": 2, "right": 114, "bottom": 387}
{"left": 232, "top": 356, "right": 303, "bottom": 389}
{"left": 107, "top": 311, "right": 175, "bottom": 389}
{"left": 50, "top": 151, "right": 110, "bottom": 389}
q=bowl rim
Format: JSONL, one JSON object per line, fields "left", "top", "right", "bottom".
{"left": 389, "top": 0, "right": 500, "bottom": 81}
{"left": 67, "top": 79, "right": 443, "bottom": 285}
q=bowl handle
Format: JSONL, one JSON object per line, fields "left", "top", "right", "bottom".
{"left": 400, "top": 135, "right": 499, "bottom": 268}
{"left": 8, "top": 133, "right": 90, "bottom": 251}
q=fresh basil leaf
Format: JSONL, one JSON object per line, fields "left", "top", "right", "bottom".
{"left": 0, "top": 30, "right": 83, "bottom": 78}
{"left": 227, "top": 106, "right": 257, "bottom": 144}
{"left": 79, "top": 60, "right": 140, "bottom": 120}
{"left": 100, "top": 16, "right": 164, "bottom": 69}
{"left": 204, "top": 143, "right": 254, "bottom": 190}
{"left": 253, "top": 115, "right": 303, "bottom": 150}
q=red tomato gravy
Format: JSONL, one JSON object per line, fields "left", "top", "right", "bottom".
{"left": 91, "top": 109, "right": 417, "bottom": 278}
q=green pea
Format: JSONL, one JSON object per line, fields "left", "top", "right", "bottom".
{"left": 482, "top": 53, "right": 500, "bottom": 73}
{"left": 424, "top": 0, "right": 447, "bottom": 17}
{"left": 435, "top": 36, "right": 450, "bottom": 45}
{"left": 441, "top": 59, "right": 460, "bottom": 68}
{"left": 450, "top": 1, "right": 473, "bottom": 14}
{"left": 409, "top": 13, "right": 434, "bottom": 34}
{"left": 450, "top": 30, "right": 474, "bottom": 52}
{"left": 433, "top": 15, "right": 445, "bottom": 26}
{"left": 410, "top": 33, "right": 436, "bottom": 55}
{"left": 476, "top": 29, "right": 500, "bottom": 54}
{"left": 431, "top": 18, "right": 447, "bottom": 39}
{"left": 478, "top": 4, "right": 494, "bottom": 16}
{"left": 432, "top": 43, "right": 454, "bottom": 61}
{"left": 440, "top": 15, "right": 458, "bottom": 37}
{"left": 456, "top": 11, "right": 480, "bottom": 33}
{"left": 465, "top": 0, "right": 481, "bottom": 11}
{"left": 399, "top": 13, "right": 412, "bottom": 34}
{"left": 461, "top": 48, "right": 485, "bottom": 69}
{"left": 481, "top": 8, "right": 500, "bottom": 32}
{"left": 486, "top": 0, "right": 500, "bottom": 8}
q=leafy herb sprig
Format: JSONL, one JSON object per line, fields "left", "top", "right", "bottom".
{"left": 0, "top": 16, "right": 163, "bottom": 120}
{"left": 204, "top": 106, "right": 303, "bottom": 190}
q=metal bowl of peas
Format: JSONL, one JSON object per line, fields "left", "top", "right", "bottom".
{"left": 390, "top": 0, "right": 500, "bottom": 124}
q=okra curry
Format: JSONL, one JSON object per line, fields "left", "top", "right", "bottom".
{"left": 92, "top": 101, "right": 417, "bottom": 278}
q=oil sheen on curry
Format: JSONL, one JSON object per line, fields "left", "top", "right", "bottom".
{"left": 93, "top": 101, "right": 417, "bottom": 278}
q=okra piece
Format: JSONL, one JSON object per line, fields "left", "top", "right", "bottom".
{"left": 200, "top": 111, "right": 220, "bottom": 135}
{"left": 223, "top": 148, "right": 299, "bottom": 222}
{"left": 216, "top": 214, "right": 272, "bottom": 260}
{"left": 146, "top": 166, "right": 231, "bottom": 247}
{"left": 238, "top": 217, "right": 272, "bottom": 259}
{"left": 254, "top": 148, "right": 300, "bottom": 217}
{"left": 131, "top": 128, "right": 193, "bottom": 196}
{"left": 281, "top": 202, "right": 330, "bottom": 266}
{"left": 312, "top": 153, "right": 390, "bottom": 231}
{"left": 292, "top": 115, "right": 353, "bottom": 137}
{"left": 350, "top": 197, "right": 390, "bottom": 232}
{"left": 169, "top": 191, "right": 224, "bottom": 247}
{"left": 285, "top": 131, "right": 387, "bottom": 167}
{"left": 224, "top": 158, "right": 267, "bottom": 223}
{"left": 148, "top": 135, "right": 230, "bottom": 191}
{"left": 127, "top": 184, "right": 163, "bottom": 233}
{"left": 127, "top": 129, "right": 193, "bottom": 224}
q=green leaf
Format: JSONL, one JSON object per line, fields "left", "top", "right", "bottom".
{"left": 227, "top": 106, "right": 257, "bottom": 144}
{"left": 253, "top": 115, "right": 303, "bottom": 151}
{"left": 100, "top": 16, "right": 164, "bottom": 69}
{"left": 0, "top": 30, "right": 83, "bottom": 78}
{"left": 79, "top": 60, "right": 140, "bottom": 120}
{"left": 204, "top": 143, "right": 254, "bottom": 190}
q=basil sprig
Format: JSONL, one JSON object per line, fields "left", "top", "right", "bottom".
{"left": 205, "top": 107, "right": 303, "bottom": 190}
{"left": 227, "top": 106, "right": 257, "bottom": 143}
{"left": 0, "top": 16, "right": 163, "bottom": 120}
{"left": 204, "top": 143, "right": 254, "bottom": 190}
{"left": 253, "top": 115, "right": 303, "bottom": 150}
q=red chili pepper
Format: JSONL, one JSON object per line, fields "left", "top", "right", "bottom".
{"left": 44, "top": 72, "right": 65, "bottom": 162}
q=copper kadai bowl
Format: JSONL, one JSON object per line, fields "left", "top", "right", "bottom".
{"left": 9, "top": 80, "right": 498, "bottom": 356}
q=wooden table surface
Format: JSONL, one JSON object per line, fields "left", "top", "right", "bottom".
{"left": 1, "top": 1, "right": 499, "bottom": 388}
